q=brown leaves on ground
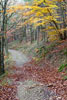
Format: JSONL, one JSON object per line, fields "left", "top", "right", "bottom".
{"left": 9, "top": 59, "right": 67, "bottom": 100}
{"left": 49, "top": 40, "right": 67, "bottom": 54}
{"left": 0, "top": 50, "right": 67, "bottom": 100}
{"left": 0, "top": 85, "right": 18, "bottom": 100}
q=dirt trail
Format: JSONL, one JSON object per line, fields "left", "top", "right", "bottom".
{"left": 8, "top": 49, "right": 29, "bottom": 67}
{"left": 9, "top": 49, "right": 59, "bottom": 100}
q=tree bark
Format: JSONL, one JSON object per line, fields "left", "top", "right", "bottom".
{"left": 0, "top": 0, "right": 8, "bottom": 75}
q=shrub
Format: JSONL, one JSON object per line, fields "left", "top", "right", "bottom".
{"left": 58, "top": 64, "right": 67, "bottom": 72}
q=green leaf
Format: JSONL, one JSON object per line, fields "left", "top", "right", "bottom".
{"left": 58, "top": 64, "right": 67, "bottom": 72}
{"left": 63, "top": 76, "right": 67, "bottom": 80}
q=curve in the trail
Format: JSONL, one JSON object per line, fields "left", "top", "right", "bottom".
{"left": 8, "top": 49, "right": 29, "bottom": 67}
{"left": 8, "top": 49, "right": 59, "bottom": 100}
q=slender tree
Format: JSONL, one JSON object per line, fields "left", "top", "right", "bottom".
{"left": 0, "top": 0, "right": 8, "bottom": 75}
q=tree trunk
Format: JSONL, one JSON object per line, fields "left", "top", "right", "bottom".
{"left": 37, "top": 27, "right": 39, "bottom": 45}
{"left": 30, "top": 25, "right": 34, "bottom": 44}
{"left": 0, "top": 0, "right": 8, "bottom": 75}
{"left": 5, "top": 37, "right": 8, "bottom": 56}
{"left": 0, "top": 37, "right": 5, "bottom": 75}
{"left": 4, "top": 16, "right": 8, "bottom": 56}
{"left": 34, "top": 29, "right": 37, "bottom": 41}
{"left": 0, "top": 39, "right": 1, "bottom": 62}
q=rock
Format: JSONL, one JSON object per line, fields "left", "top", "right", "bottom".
{"left": 47, "top": 83, "right": 53, "bottom": 87}
{"left": 17, "top": 80, "right": 57, "bottom": 100}
{"left": 49, "top": 96, "right": 62, "bottom": 100}
{"left": 63, "top": 80, "right": 67, "bottom": 86}
{"left": 57, "top": 97, "right": 62, "bottom": 100}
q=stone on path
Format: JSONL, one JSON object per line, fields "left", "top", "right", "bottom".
{"left": 17, "top": 80, "right": 57, "bottom": 100}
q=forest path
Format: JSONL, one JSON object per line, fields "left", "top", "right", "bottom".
{"left": 8, "top": 49, "right": 58, "bottom": 100}
{"left": 8, "top": 49, "right": 29, "bottom": 67}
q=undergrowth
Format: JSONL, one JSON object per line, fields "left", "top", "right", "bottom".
{"left": 58, "top": 64, "right": 67, "bottom": 80}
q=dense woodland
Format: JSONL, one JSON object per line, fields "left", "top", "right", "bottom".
{"left": 0, "top": 0, "right": 66, "bottom": 74}
{"left": 0, "top": 0, "right": 67, "bottom": 99}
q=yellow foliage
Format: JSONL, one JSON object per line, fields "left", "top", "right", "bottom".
{"left": 59, "top": 28, "right": 67, "bottom": 32}
{"left": 35, "top": 48, "right": 39, "bottom": 53}
{"left": 4, "top": 56, "right": 8, "bottom": 59}
{"left": 33, "top": 57, "right": 39, "bottom": 61}
{"left": 4, "top": 0, "right": 65, "bottom": 42}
